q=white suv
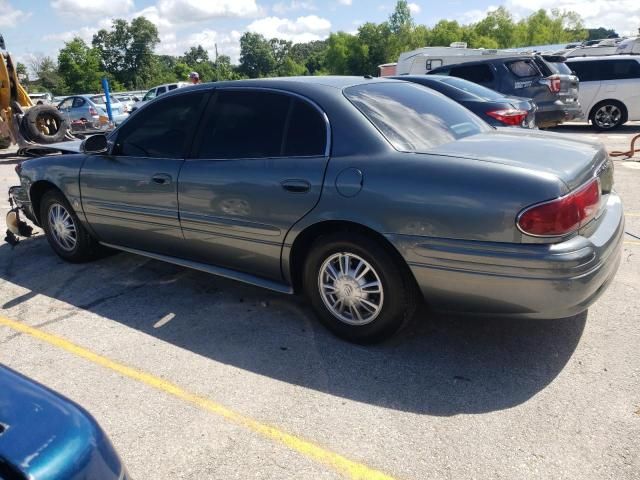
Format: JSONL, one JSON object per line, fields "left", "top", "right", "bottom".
{"left": 566, "top": 55, "right": 640, "bottom": 130}
{"left": 131, "top": 82, "right": 190, "bottom": 112}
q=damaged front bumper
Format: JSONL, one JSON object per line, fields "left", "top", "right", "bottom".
{"left": 6, "top": 186, "right": 34, "bottom": 246}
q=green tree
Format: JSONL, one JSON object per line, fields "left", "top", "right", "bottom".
{"left": 473, "top": 7, "right": 516, "bottom": 48}
{"left": 183, "top": 45, "right": 209, "bottom": 66}
{"left": 430, "top": 20, "right": 464, "bottom": 47}
{"left": 587, "top": 27, "right": 618, "bottom": 40}
{"left": 16, "top": 62, "right": 28, "bottom": 82}
{"left": 92, "top": 16, "right": 160, "bottom": 88}
{"left": 28, "top": 55, "right": 65, "bottom": 93}
{"left": 238, "top": 32, "right": 276, "bottom": 78}
{"left": 58, "top": 38, "right": 105, "bottom": 93}
{"left": 389, "top": 0, "right": 414, "bottom": 34}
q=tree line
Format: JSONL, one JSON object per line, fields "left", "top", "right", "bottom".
{"left": 22, "top": 1, "right": 619, "bottom": 95}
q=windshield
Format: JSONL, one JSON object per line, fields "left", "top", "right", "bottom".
{"left": 436, "top": 77, "right": 503, "bottom": 101}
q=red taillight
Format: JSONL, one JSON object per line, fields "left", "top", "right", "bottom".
{"left": 89, "top": 106, "right": 98, "bottom": 116}
{"left": 544, "top": 75, "right": 561, "bottom": 93}
{"left": 517, "top": 179, "right": 601, "bottom": 237}
{"left": 486, "top": 109, "right": 528, "bottom": 126}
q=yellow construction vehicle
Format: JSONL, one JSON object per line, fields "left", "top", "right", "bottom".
{"left": 1, "top": 33, "right": 69, "bottom": 150}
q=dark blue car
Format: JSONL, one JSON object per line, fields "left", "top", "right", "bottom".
{"left": 0, "top": 365, "right": 129, "bottom": 480}
{"left": 391, "top": 74, "right": 537, "bottom": 128}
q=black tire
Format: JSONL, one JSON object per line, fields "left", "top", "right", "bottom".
{"left": 21, "top": 105, "right": 69, "bottom": 144}
{"left": 40, "top": 190, "right": 102, "bottom": 263}
{"left": 590, "top": 100, "right": 627, "bottom": 131}
{"left": 303, "top": 232, "right": 417, "bottom": 344}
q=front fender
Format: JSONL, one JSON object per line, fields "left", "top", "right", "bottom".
{"left": 18, "top": 153, "right": 87, "bottom": 225}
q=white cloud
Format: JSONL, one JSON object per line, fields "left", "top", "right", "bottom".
{"left": 337, "top": 0, "right": 352, "bottom": 5}
{"left": 0, "top": 0, "right": 30, "bottom": 27}
{"left": 51, "top": 0, "right": 134, "bottom": 18}
{"left": 408, "top": 2, "right": 420, "bottom": 14}
{"left": 504, "top": 0, "right": 640, "bottom": 36}
{"left": 272, "top": 0, "right": 316, "bottom": 14}
{"left": 156, "top": 0, "right": 260, "bottom": 23}
{"left": 42, "top": 26, "right": 99, "bottom": 44}
{"left": 156, "top": 28, "right": 243, "bottom": 62}
{"left": 247, "top": 15, "right": 331, "bottom": 42}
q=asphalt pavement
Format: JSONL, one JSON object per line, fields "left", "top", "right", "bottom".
{"left": 1, "top": 122, "right": 639, "bottom": 480}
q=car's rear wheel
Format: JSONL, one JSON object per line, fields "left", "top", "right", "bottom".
{"left": 40, "top": 190, "right": 102, "bottom": 263}
{"left": 590, "top": 100, "right": 627, "bottom": 130}
{"left": 303, "top": 232, "right": 416, "bottom": 344}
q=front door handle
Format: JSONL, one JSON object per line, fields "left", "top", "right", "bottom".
{"left": 151, "top": 173, "right": 172, "bottom": 185}
{"left": 281, "top": 179, "right": 311, "bottom": 193}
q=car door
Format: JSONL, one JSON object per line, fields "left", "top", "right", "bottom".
{"left": 80, "top": 90, "right": 209, "bottom": 255}
{"left": 178, "top": 88, "right": 330, "bottom": 280}
{"left": 57, "top": 97, "right": 74, "bottom": 122}
{"left": 70, "top": 96, "right": 88, "bottom": 122}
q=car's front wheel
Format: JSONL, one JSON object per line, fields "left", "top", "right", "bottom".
{"left": 304, "top": 232, "right": 416, "bottom": 344}
{"left": 40, "top": 190, "right": 102, "bottom": 263}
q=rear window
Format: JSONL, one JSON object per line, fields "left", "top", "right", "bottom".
{"left": 344, "top": 82, "right": 490, "bottom": 152}
{"left": 437, "top": 76, "right": 504, "bottom": 101}
{"left": 507, "top": 60, "right": 539, "bottom": 78}
{"left": 546, "top": 61, "right": 572, "bottom": 75}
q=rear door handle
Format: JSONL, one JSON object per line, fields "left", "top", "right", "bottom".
{"left": 281, "top": 180, "right": 311, "bottom": 193}
{"left": 152, "top": 173, "right": 172, "bottom": 185}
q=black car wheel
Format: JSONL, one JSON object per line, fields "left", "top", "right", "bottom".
{"left": 590, "top": 100, "right": 627, "bottom": 131}
{"left": 304, "top": 232, "right": 416, "bottom": 344}
{"left": 40, "top": 190, "right": 102, "bottom": 263}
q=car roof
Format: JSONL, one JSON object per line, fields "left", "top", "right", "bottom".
{"left": 565, "top": 55, "right": 640, "bottom": 62}
{"left": 429, "top": 56, "right": 536, "bottom": 71}
{"left": 177, "top": 76, "right": 405, "bottom": 93}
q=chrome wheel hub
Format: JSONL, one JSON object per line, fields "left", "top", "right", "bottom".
{"left": 594, "top": 105, "right": 621, "bottom": 128}
{"left": 48, "top": 203, "right": 77, "bottom": 251}
{"left": 318, "top": 252, "right": 383, "bottom": 326}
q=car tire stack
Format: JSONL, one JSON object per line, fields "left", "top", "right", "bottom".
{"left": 21, "top": 105, "right": 69, "bottom": 144}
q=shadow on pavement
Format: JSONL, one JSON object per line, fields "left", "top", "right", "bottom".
{"left": 549, "top": 123, "right": 640, "bottom": 136}
{"left": 0, "top": 235, "right": 586, "bottom": 416}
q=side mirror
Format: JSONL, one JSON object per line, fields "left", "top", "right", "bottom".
{"left": 81, "top": 134, "right": 108, "bottom": 154}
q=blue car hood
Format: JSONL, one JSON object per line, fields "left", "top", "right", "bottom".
{"left": 0, "top": 365, "right": 123, "bottom": 479}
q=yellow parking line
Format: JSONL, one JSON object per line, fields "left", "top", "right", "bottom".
{"left": 0, "top": 315, "right": 396, "bottom": 480}
{"left": 625, "top": 241, "right": 640, "bottom": 246}
{"left": 625, "top": 213, "right": 640, "bottom": 217}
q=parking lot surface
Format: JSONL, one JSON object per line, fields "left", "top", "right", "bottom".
{"left": 1, "top": 123, "right": 639, "bottom": 480}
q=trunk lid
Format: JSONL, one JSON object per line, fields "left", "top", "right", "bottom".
{"left": 428, "top": 129, "right": 608, "bottom": 191}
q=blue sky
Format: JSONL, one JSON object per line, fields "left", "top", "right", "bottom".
{"left": 1, "top": 0, "right": 638, "bottom": 67}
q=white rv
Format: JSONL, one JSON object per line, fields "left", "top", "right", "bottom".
{"left": 396, "top": 43, "right": 522, "bottom": 75}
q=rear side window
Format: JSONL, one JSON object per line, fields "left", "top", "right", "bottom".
{"left": 449, "top": 64, "right": 494, "bottom": 84}
{"left": 168, "top": 84, "right": 178, "bottom": 91}
{"left": 344, "top": 82, "right": 490, "bottom": 152}
{"left": 608, "top": 60, "right": 640, "bottom": 79}
{"left": 567, "top": 61, "right": 602, "bottom": 82}
{"left": 114, "top": 92, "right": 205, "bottom": 158}
{"left": 507, "top": 60, "right": 539, "bottom": 78}
{"left": 197, "top": 91, "right": 289, "bottom": 159}
{"left": 197, "top": 91, "right": 327, "bottom": 159}
{"left": 284, "top": 99, "right": 327, "bottom": 156}
{"left": 156, "top": 86, "right": 167, "bottom": 96}
{"left": 72, "top": 97, "right": 85, "bottom": 108}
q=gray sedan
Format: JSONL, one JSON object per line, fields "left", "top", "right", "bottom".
{"left": 10, "top": 77, "right": 623, "bottom": 343}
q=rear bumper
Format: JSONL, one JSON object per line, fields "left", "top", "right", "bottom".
{"left": 388, "top": 193, "right": 624, "bottom": 318}
{"left": 536, "top": 102, "right": 583, "bottom": 127}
